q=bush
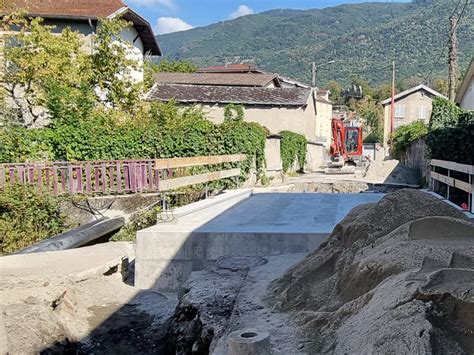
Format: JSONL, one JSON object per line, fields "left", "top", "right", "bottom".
{"left": 390, "top": 121, "right": 428, "bottom": 159}
{"left": 280, "top": 130, "right": 307, "bottom": 173}
{"left": 0, "top": 184, "right": 68, "bottom": 254}
{"left": 426, "top": 98, "right": 474, "bottom": 165}
{"left": 429, "top": 97, "right": 462, "bottom": 130}
{"left": 427, "top": 124, "right": 474, "bottom": 165}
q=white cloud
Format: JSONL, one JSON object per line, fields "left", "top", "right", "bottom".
{"left": 156, "top": 17, "right": 193, "bottom": 34}
{"left": 125, "top": 0, "right": 175, "bottom": 9}
{"left": 230, "top": 5, "right": 254, "bottom": 19}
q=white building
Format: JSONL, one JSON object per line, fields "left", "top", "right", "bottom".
{"left": 455, "top": 58, "right": 474, "bottom": 110}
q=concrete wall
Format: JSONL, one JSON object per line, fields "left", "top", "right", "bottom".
{"left": 383, "top": 90, "right": 435, "bottom": 144}
{"left": 459, "top": 76, "right": 474, "bottom": 110}
{"left": 306, "top": 142, "right": 326, "bottom": 171}
{"left": 265, "top": 137, "right": 282, "bottom": 172}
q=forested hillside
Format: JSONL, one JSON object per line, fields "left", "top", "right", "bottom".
{"left": 158, "top": 0, "right": 474, "bottom": 86}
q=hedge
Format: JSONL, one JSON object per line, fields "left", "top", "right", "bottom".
{"left": 279, "top": 130, "right": 307, "bottom": 173}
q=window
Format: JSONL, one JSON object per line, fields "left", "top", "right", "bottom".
{"left": 395, "top": 104, "right": 405, "bottom": 119}
{"left": 418, "top": 105, "right": 427, "bottom": 120}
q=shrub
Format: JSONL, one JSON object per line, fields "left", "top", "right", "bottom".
{"left": 429, "top": 97, "right": 462, "bottom": 130}
{"left": 426, "top": 98, "right": 474, "bottom": 165}
{"left": 390, "top": 121, "right": 428, "bottom": 159}
{"left": 0, "top": 184, "right": 68, "bottom": 254}
{"left": 280, "top": 130, "right": 307, "bottom": 173}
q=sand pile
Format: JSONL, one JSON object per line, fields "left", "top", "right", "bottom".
{"left": 363, "top": 159, "right": 420, "bottom": 185}
{"left": 265, "top": 189, "right": 474, "bottom": 354}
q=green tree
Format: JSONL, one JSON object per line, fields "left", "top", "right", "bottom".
{"left": 324, "top": 80, "right": 343, "bottom": 103}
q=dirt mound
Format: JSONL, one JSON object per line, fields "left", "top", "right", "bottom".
{"left": 265, "top": 190, "right": 474, "bottom": 354}
{"left": 364, "top": 159, "right": 420, "bottom": 185}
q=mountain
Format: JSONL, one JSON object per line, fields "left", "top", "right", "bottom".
{"left": 157, "top": 0, "right": 474, "bottom": 87}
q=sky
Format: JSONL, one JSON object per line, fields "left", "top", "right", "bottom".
{"left": 123, "top": 0, "right": 410, "bottom": 35}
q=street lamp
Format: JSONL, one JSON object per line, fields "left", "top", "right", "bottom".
{"left": 312, "top": 60, "right": 335, "bottom": 88}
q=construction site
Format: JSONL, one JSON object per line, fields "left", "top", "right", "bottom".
{"left": 1, "top": 153, "right": 473, "bottom": 354}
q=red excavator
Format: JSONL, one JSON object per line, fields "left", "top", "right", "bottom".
{"left": 325, "top": 118, "right": 365, "bottom": 174}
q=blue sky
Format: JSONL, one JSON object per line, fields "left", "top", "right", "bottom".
{"left": 124, "top": 0, "right": 410, "bottom": 35}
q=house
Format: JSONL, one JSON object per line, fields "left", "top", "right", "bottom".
{"left": 455, "top": 58, "right": 474, "bottom": 110}
{"left": 0, "top": 0, "right": 161, "bottom": 82}
{"left": 381, "top": 84, "right": 446, "bottom": 144}
{"left": 147, "top": 72, "right": 333, "bottom": 145}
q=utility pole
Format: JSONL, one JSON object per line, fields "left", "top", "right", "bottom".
{"left": 390, "top": 61, "right": 395, "bottom": 134}
{"left": 448, "top": 15, "right": 458, "bottom": 102}
{"left": 312, "top": 62, "right": 316, "bottom": 88}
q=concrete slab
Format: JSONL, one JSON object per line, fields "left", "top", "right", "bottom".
{"left": 135, "top": 192, "right": 384, "bottom": 291}
{"left": 0, "top": 242, "right": 135, "bottom": 284}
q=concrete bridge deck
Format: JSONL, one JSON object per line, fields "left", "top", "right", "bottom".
{"left": 135, "top": 189, "right": 384, "bottom": 291}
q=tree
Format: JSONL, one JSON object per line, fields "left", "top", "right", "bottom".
{"left": 324, "top": 80, "right": 342, "bottom": 103}
{"left": 1, "top": 13, "right": 144, "bottom": 126}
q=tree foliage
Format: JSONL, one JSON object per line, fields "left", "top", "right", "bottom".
{"left": 1, "top": 14, "right": 143, "bottom": 126}
{"left": 158, "top": 0, "right": 473, "bottom": 86}
{"left": 390, "top": 121, "right": 428, "bottom": 159}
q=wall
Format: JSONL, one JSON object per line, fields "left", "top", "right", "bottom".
{"left": 202, "top": 98, "right": 317, "bottom": 141}
{"left": 399, "top": 138, "right": 428, "bottom": 184}
{"left": 459, "top": 76, "right": 474, "bottom": 110}
{"left": 315, "top": 99, "right": 333, "bottom": 147}
{"left": 264, "top": 137, "right": 282, "bottom": 172}
{"left": 383, "top": 90, "right": 435, "bottom": 144}
{"left": 306, "top": 142, "right": 326, "bottom": 171}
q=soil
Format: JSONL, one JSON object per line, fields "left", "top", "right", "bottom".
{"left": 265, "top": 189, "right": 474, "bottom": 354}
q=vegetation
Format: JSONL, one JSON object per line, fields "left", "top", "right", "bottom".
{"left": 427, "top": 98, "right": 474, "bottom": 165}
{"left": 279, "top": 130, "right": 307, "bottom": 173}
{"left": 390, "top": 121, "right": 428, "bottom": 159}
{"left": 0, "top": 184, "right": 68, "bottom": 254}
{"left": 158, "top": 0, "right": 473, "bottom": 87}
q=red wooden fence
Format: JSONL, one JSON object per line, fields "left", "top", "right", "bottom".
{"left": 0, "top": 160, "right": 173, "bottom": 195}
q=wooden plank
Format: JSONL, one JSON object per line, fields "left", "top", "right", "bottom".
{"left": 85, "top": 163, "right": 92, "bottom": 194}
{"left": 158, "top": 168, "right": 241, "bottom": 192}
{"left": 154, "top": 154, "right": 246, "bottom": 169}
{"left": 431, "top": 171, "right": 454, "bottom": 186}
{"left": 431, "top": 159, "right": 474, "bottom": 175}
{"left": 454, "top": 179, "right": 473, "bottom": 193}
{"left": 431, "top": 171, "right": 473, "bottom": 193}
{"left": 116, "top": 162, "right": 122, "bottom": 193}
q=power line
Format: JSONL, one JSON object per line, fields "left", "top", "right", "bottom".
{"left": 423, "top": 0, "right": 469, "bottom": 83}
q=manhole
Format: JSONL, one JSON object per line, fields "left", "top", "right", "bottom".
{"left": 215, "top": 256, "right": 268, "bottom": 271}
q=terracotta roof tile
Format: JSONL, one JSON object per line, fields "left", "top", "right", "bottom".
{"left": 5, "top": 0, "right": 125, "bottom": 19}
{"left": 147, "top": 83, "right": 311, "bottom": 107}
{"left": 154, "top": 72, "right": 279, "bottom": 87}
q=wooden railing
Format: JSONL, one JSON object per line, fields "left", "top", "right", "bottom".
{"left": 0, "top": 154, "right": 246, "bottom": 195}
{"left": 430, "top": 159, "right": 473, "bottom": 213}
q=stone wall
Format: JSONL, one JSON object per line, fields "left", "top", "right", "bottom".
{"left": 399, "top": 138, "right": 429, "bottom": 184}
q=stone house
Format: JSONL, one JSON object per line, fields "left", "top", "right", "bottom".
{"left": 381, "top": 84, "right": 446, "bottom": 144}
{"left": 455, "top": 58, "right": 474, "bottom": 110}
{"left": 147, "top": 72, "right": 333, "bottom": 145}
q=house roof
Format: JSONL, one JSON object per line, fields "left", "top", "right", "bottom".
{"left": 196, "top": 64, "right": 265, "bottom": 73}
{"left": 154, "top": 72, "right": 280, "bottom": 87}
{"left": 146, "top": 83, "right": 312, "bottom": 107}
{"left": 1, "top": 0, "right": 161, "bottom": 55}
{"left": 381, "top": 84, "right": 446, "bottom": 105}
{"left": 455, "top": 58, "right": 474, "bottom": 105}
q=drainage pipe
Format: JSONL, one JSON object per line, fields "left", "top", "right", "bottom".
{"left": 14, "top": 217, "right": 125, "bottom": 254}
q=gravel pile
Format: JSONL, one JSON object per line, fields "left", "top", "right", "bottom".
{"left": 265, "top": 189, "right": 474, "bottom": 354}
